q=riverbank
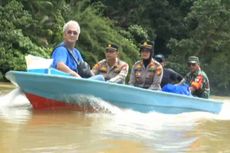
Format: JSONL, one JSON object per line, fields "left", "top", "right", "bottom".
{"left": 0, "top": 82, "right": 16, "bottom": 90}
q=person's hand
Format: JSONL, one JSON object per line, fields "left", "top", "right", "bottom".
{"left": 71, "top": 72, "right": 81, "bottom": 78}
{"left": 189, "top": 86, "right": 195, "bottom": 92}
{"left": 106, "top": 80, "right": 114, "bottom": 83}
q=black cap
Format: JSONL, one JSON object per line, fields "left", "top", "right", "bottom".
{"left": 155, "top": 54, "right": 165, "bottom": 63}
{"left": 106, "top": 43, "right": 118, "bottom": 51}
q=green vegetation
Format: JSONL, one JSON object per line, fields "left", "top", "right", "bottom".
{"left": 0, "top": 0, "right": 229, "bottom": 95}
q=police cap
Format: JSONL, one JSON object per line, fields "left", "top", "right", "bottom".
{"left": 140, "top": 41, "right": 154, "bottom": 52}
{"left": 106, "top": 43, "right": 118, "bottom": 51}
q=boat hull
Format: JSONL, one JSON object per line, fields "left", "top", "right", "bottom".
{"left": 5, "top": 69, "right": 223, "bottom": 114}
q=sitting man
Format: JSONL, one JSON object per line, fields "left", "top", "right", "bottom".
{"left": 178, "top": 56, "right": 210, "bottom": 98}
{"left": 51, "top": 20, "right": 91, "bottom": 78}
{"left": 91, "top": 44, "right": 129, "bottom": 84}
{"left": 154, "top": 54, "right": 183, "bottom": 88}
{"left": 129, "top": 41, "right": 163, "bottom": 90}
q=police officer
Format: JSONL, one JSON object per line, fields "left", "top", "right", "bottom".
{"left": 92, "top": 44, "right": 129, "bottom": 84}
{"left": 179, "top": 56, "right": 210, "bottom": 98}
{"left": 155, "top": 54, "right": 183, "bottom": 88}
{"left": 129, "top": 41, "right": 163, "bottom": 90}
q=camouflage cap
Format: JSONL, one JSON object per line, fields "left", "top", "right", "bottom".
{"left": 188, "top": 56, "right": 199, "bottom": 64}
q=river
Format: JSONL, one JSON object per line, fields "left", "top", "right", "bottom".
{"left": 0, "top": 88, "right": 230, "bottom": 153}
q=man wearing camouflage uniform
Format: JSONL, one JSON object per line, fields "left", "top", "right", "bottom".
{"left": 129, "top": 41, "right": 163, "bottom": 90}
{"left": 92, "top": 44, "right": 129, "bottom": 84}
{"left": 179, "top": 56, "right": 210, "bottom": 98}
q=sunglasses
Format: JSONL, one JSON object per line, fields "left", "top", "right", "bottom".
{"left": 67, "top": 30, "right": 78, "bottom": 35}
{"left": 187, "top": 63, "right": 196, "bottom": 67}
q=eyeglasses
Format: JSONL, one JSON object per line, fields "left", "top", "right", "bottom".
{"left": 187, "top": 63, "right": 196, "bottom": 67}
{"left": 67, "top": 30, "right": 78, "bottom": 35}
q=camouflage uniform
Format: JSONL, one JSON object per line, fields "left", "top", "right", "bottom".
{"left": 129, "top": 59, "right": 163, "bottom": 90}
{"left": 185, "top": 69, "right": 210, "bottom": 98}
{"left": 92, "top": 58, "right": 129, "bottom": 84}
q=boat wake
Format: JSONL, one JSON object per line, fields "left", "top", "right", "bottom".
{"left": 1, "top": 89, "right": 230, "bottom": 121}
{"left": 1, "top": 89, "right": 229, "bottom": 153}
{"left": 85, "top": 97, "right": 230, "bottom": 121}
{"left": 86, "top": 109, "right": 201, "bottom": 153}
{"left": 75, "top": 95, "right": 230, "bottom": 121}
{"left": 86, "top": 99, "right": 230, "bottom": 153}
{"left": 60, "top": 94, "right": 122, "bottom": 113}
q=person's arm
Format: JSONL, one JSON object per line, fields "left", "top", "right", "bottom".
{"left": 177, "top": 78, "right": 186, "bottom": 85}
{"left": 91, "top": 63, "right": 100, "bottom": 75}
{"left": 190, "top": 74, "right": 204, "bottom": 92}
{"left": 176, "top": 73, "right": 183, "bottom": 82}
{"left": 57, "top": 62, "right": 81, "bottom": 77}
{"left": 148, "top": 66, "right": 163, "bottom": 90}
{"left": 109, "top": 63, "right": 129, "bottom": 83}
{"left": 168, "top": 69, "right": 183, "bottom": 82}
{"left": 128, "top": 66, "right": 135, "bottom": 86}
{"left": 52, "top": 46, "right": 81, "bottom": 77}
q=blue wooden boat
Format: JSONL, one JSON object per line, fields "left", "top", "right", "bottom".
{"left": 5, "top": 68, "right": 223, "bottom": 114}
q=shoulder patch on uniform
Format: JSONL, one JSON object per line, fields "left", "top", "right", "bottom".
{"left": 99, "top": 64, "right": 107, "bottom": 71}
{"left": 156, "top": 66, "right": 162, "bottom": 76}
{"left": 136, "top": 63, "right": 142, "bottom": 68}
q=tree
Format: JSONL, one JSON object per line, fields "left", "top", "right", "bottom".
{"left": 0, "top": 0, "right": 139, "bottom": 81}
{"left": 96, "top": 0, "right": 192, "bottom": 55}
{"left": 0, "top": 0, "right": 49, "bottom": 79}
{"left": 53, "top": 0, "right": 139, "bottom": 66}
{"left": 168, "top": 0, "right": 230, "bottom": 95}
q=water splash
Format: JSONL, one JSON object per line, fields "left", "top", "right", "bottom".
{"left": 87, "top": 109, "right": 203, "bottom": 153}
{"left": 64, "top": 94, "right": 230, "bottom": 123}
{"left": 215, "top": 98, "right": 230, "bottom": 120}
{"left": 0, "top": 88, "right": 30, "bottom": 108}
{"left": 0, "top": 88, "right": 31, "bottom": 123}
{"left": 60, "top": 94, "right": 122, "bottom": 113}
{"left": 83, "top": 98, "right": 230, "bottom": 153}
{"left": 1, "top": 89, "right": 230, "bottom": 122}
{"left": 1, "top": 89, "right": 229, "bottom": 152}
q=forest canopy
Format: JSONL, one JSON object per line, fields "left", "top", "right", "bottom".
{"left": 0, "top": 0, "right": 229, "bottom": 95}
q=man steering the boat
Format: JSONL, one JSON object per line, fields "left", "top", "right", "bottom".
{"left": 91, "top": 44, "right": 129, "bottom": 84}
{"left": 129, "top": 41, "right": 163, "bottom": 90}
{"left": 154, "top": 54, "right": 183, "bottom": 88}
{"left": 178, "top": 56, "right": 210, "bottom": 98}
{"left": 51, "top": 20, "right": 91, "bottom": 78}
